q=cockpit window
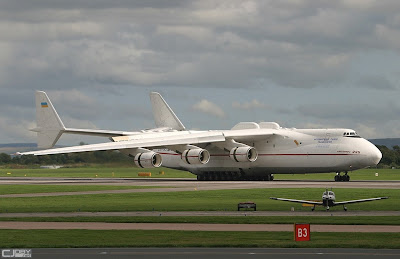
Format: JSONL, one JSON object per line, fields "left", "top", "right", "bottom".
{"left": 343, "top": 131, "right": 361, "bottom": 138}
{"left": 328, "top": 192, "right": 333, "bottom": 195}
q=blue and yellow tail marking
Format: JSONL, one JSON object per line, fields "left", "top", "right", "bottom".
{"left": 41, "top": 102, "right": 48, "bottom": 108}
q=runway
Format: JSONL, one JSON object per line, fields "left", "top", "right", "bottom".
{"left": 1, "top": 221, "right": 400, "bottom": 232}
{"left": 22, "top": 248, "right": 400, "bottom": 259}
{"left": 1, "top": 177, "right": 400, "bottom": 190}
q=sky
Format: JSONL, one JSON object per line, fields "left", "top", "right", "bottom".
{"left": 1, "top": 0, "right": 400, "bottom": 145}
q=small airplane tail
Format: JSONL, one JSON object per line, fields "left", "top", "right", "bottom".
{"left": 150, "top": 92, "right": 185, "bottom": 131}
{"left": 32, "top": 91, "right": 65, "bottom": 149}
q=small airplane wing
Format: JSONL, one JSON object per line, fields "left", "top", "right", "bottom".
{"left": 18, "top": 131, "right": 226, "bottom": 156}
{"left": 270, "top": 197, "right": 323, "bottom": 206}
{"left": 334, "top": 197, "right": 389, "bottom": 205}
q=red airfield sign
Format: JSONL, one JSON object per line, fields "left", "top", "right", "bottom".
{"left": 294, "top": 223, "right": 310, "bottom": 241}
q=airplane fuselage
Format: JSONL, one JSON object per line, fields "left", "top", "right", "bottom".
{"left": 322, "top": 191, "right": 336, "bottom": 207}
{"left": 157, "top": 127, "right": 381, "bottom": 178}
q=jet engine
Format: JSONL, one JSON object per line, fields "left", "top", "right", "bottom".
{"left": 134, "top": 152, "right": 162, "bottom": 168}
{"left": 230, "top": 146, "right": 258, "bottom": 162}
{"left": 182, "top": 149, "right": 210, "bottom": 165}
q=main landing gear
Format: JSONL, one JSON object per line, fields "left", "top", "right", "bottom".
{"left": 334, "top": 172, "right": 350, "bottom": 182}
{"left": 197, "top": 172, "right": 274, "bottom": 181}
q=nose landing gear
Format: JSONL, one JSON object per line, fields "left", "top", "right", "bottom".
{"left": 334, "top": 171, "right": 350, "bottom": 182}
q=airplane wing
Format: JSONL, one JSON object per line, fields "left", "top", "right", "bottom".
{"left": 270, "top": 197, "right": 323, "bottom": 206}
{"left": 23, "top": 91, "right": 278, "bottom": 159}
{"left": 18, "top": 131, "right": 226, "bottom": 156}
{"left": 334, "top": 197, "right": 389, "bottom": 205}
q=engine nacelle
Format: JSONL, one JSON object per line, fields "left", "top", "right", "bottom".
{"left": 230, "top": 146, "right": 258, "bottom": 162}
{"left": 182, "top": 149, "right": 210, "bottom": 165}
{"left": 134, "top": 152, "right": 162, "bottom": 168}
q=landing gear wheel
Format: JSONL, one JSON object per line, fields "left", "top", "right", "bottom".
{"left": 334, "top": 174, "right": 340, "bottom": 181}
{"left": 209, "top": 174, "right": 215, "bottom": 181}
{"left": 334, "top": 172, "right": 350, "bottom": 182}
{"left": 344, "top": 172, "right": 350, "bottom": 182}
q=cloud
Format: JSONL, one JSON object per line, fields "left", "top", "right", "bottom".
{"left": 0, "top": 116, "right": 36, "bottom": 143}
{"left": 297, "top": 102, "right": 400, "bottom": 122}
{"left": 1, "top": 1, "right": 400, "bottom": 142}
{"left": 193, "top": 99, "right": 225, "bottom": 118}
{"left": 232, "top": 99, "right": 266, "bottom": 110}
{"left": 355, "top": 123, "right": 378, "bottom": 139}
{"left": 2, "top": 0, "right": 400, "bottom": 91}
{"left": 357, "top": 75, "right": 397, "bottom": 90}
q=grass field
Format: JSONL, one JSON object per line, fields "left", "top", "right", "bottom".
{"left": 0, "top": 167, "right": 195, "bottom": 178}
{"left": 1, "top": 167, "right": 399, "bottom": 249}
{"left": 0, "top": 188, "right": 397, "bottom": 213}
{"left": 0, "top": 230, "right": 399, "bottom": 249}
{"left": 275, "top": 168, "right": 400, "bottom": 181}
{"left": 0, "top": 185, "right": 166, "bottom": 195}
{"left": 1, "top": 167, "right": 399, "bottom": 180}
{"left": 1, "top": 216, "right": 399, "bottom": 225}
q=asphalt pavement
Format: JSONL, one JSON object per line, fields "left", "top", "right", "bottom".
{"left": 15, "top": 248, "right": 400, "bottom": 259}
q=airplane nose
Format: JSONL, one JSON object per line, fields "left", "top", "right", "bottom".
{"left": 369, "top": 145, "right": 382, "bottom": 166}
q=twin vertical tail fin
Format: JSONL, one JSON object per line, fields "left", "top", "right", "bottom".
{"left": 32, "top": 91, "right": 65, "bottom": 149}
{"left": 31, "top": 91, "right": 183, "bottom": 149}
{"left": 150, "top": 92, "right": 185, "bottom": 131}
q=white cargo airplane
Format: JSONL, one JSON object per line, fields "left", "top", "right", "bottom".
{"left": 19, "top": 91, "right": 382, "bottom": 181}
{"left": 270, "top": 189, "right": 389, "bottom": 211}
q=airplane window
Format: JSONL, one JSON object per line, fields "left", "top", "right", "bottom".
{"left": 344, "top": 131, "right": 361, "bottom": 138}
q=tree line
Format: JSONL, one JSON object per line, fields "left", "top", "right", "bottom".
{"left": 376, "top": 145, "right": 400, "bottom": 168}
{"left": 0, "top": 145, "right": 399, "bottom": 167}
{"left": 0, "top": 151, "right": 131, "bottom": 166}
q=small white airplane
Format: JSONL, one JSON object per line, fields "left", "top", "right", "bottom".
{"left": 19, "top": 91, "right": 382, "bottom": 181}
{"left": 270, "top": 189, "right": 389, "bottom": 211}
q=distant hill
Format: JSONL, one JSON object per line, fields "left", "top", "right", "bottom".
{"left": 0, "top": 143, "right": 66, "bottom": 154}
{"left": 0, "top": 143, "right": 37, "bottom": 148}
{"left": 369, "top": 138, "right": 400, "bottom": 148}
{"left": 0, "top": 143, "right": 37, "bottom": 154}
